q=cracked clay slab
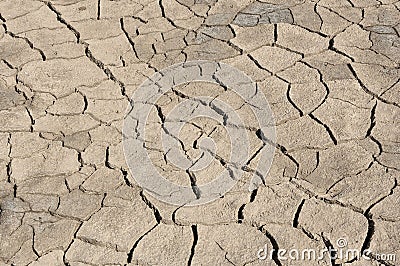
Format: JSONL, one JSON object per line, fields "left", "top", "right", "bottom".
{"left": 0, "top": 0, "right": 399, "bottom": 265}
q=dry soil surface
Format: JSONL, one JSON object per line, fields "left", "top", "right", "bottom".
{"left": 0, "top": 0, "right": 399, "bottom": 265}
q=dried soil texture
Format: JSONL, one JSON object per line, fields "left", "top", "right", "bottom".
{"left": 0, "top": 0, "right": 399, "bottom": 265}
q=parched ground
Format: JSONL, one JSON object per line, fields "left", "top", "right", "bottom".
{"left": 0, "top": 0, "right": 399, "bottom": 265}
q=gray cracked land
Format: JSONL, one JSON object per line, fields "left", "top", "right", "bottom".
{"left": 0, "top": 0, "right": 399, "bottom": 265}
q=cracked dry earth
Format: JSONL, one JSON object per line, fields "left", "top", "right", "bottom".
{"left": 0, "top": 0, "right": 399, "bottom": 265}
